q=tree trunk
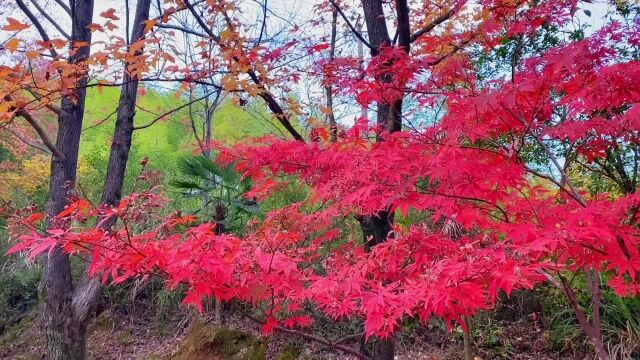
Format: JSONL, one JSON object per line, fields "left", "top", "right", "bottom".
{"left": 361, "top": 336, "right": 395, "bottom": 360}
{"left": 72, "top": 0, "right": 153, "bottom": 322}
{"left": 325, "top": 8, "right": 338, "bottom": 142}
{"left": 100, "top": 0, "right": 152, "bottom": 209}
{"left": 42, "top": 1, "right": 95, "bottom": 359}
{"left": 357, "top": 1, "right": 412, "bottom": 358}
{"left": 463, "top": 316, "right": 473, "bottom": 360}
{"left": 43, "top": 1, "right": 153, "bottom": 358}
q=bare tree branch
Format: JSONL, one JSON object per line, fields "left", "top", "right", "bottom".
{"left": 410, "top": 5, "right": 459, "bottom": 43}
{"left": 15, "top": 0, "right": 59, "bottom": 58}
{"left": 183, "top": 0, "right": 304, "bottom": 141}
{"left": 328, "top": 0, "right": 374, "bottom": 51}
{"left": 5, "top": 94, "right": 64, "bottom": 158}
{"left": 28, "top": 0, "right": 71, "bottom": 39}
{"left": 133, "top": 91, "right": 214, "bottom": 130}
{"left": 53, "top": 0, "right": 71, "bottom": 16}
{"left": 5, "top": 125, "right": 52, "bottom": 155}
{"left": 232, "top": 303, "right": 370, "bottom": 360}
{"left": 25, "top": 87, "right": 62, "bottom": 116}
{"left": 156, "top": 24, "right": 207, "bottom": 37}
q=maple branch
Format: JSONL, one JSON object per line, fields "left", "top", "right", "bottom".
{"left": 183, "top": 0, "right": 305, "bottom": 142}
{"left": 426, "top": 37, "right": 472, "bottom": 67}
{"left": 133, "top": 91, "right": 214, "bottom": 130}
{"left": 15, "top": 0, "right": 59, "bottom": 58}
{"left": 188, "top": 91, "right": 205, "bottom": 153}
{"left": 328, "top": 0, "right": 374, "bottom": 51}
{"left": 5, "top": 95, "right": 64, "bottom": 158}
{"left": 83, "top": 109, "right": 117, "bottom": 132}
{"left": 232, "top": 303, "right": 370, "bottom": 360}
{"left": 333, "top": 332, "right": 365, "bottom": 345}
{"left": 25, "top": 88, "right": 62, "bottom": 116}
{"left": 5, "top": 126, "right": 52, "bottom": 155}
{"left": 557, "top": 273, "right": 610, "bottom": 360}
{"left": 156, "top": 24, "right": 207, "bottom": 38}
{"left": 410, "top": 5, "right": 459, "bottom": 43}
{"left": 255, "top": 0, "right": 267, "bottom": 46}
{"left": 13, "top": 109, "right": 63, "bottom": 158}
{"left": 537, "top": 269, "right": 562, "bottom": 289}
{"left": 500, "top": 103, "right": 587, "bottom": 207}
{"left": 28, "top": 0, "right": 71, "bottom": 39}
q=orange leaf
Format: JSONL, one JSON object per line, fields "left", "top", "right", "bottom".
{"left": 3, "top": 18, "right": 29, "bottom": 31}
{"left": 25, "top": 50, "right": 40, "bottom": 59}
{"left": 5, "top": 38, "right": 20, "bottom": 52}
{"left": 144, "top": 19, "right": 158, "bottom": 33}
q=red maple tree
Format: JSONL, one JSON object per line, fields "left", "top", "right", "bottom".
{"left": 3, "top": 1, "right": 640, "bottom": 359}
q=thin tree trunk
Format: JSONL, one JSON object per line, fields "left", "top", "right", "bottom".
{"left": 357, "top": 1, "right": 412, "bottom": 358}
{"left": 559, "top": 275, "right": 610, "bottom": 360}
{"left": 42, "top": 1, "right": 95, "bottom": 359}
{"left": 463, "top": 316, "right": 473, "bottom": 360}
{"left": 325, "top": 8, "right": 338, "bottom": 142}
{"left": 355, "top": 20, "right": 367, "bottom": 120}
{"left": 100, "top": 0, "right": 152, "bottom": 210}
{"left": 68, "top": 1, "right": 153, "bottom": 357}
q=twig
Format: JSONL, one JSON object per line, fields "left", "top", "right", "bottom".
{"left": 232, "top": 303, "right": 370, "bottom": 360}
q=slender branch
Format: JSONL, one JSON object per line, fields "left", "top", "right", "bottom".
{"left": 426, "top": 37, "right": 472, "bottom": 66}
{"left": 83, "top": 109, "right": 117, "bottom": 132}
{"left": 500, "top": 103, "right": 587, "bottom": 206}
{"left": 6, "top": 95, "right": 64, "bottom": 158}
{"left": 255, "top": 0, "right": 267, "bottom": 46}
{"left": 25, "top": 87, "right": 62, "bottom": 116}
{"left": 232, "top": 303, "right": 370, "bottom": 360}
{"left": 334, "top": 332, "right": 365, "bottom": 345}
{"left": 537, "top": 269, "right": 563, "bottom": 289}
{"left": 53, "top": 0, "right": 71, "bottom": 16}
{"left": 183, "top": 0, "right": 304, "bottom": 141}
{"left": 133, "top": 91, "right": 214, "bottom": 130}
{"left": 410, "top": 5, "right": 459, "bottom": 43}
{"left": 15, "top": 0, "right": 59, "bottom": 58}
{"left": 156, "top": 24, "right": 207, "bottom": 38}
{"left": 5, "top": 126, "right": 52, "bottom": 154}
{"left": 28, "top": 0, "right": 71, "bottom": 39}
{"left": 328, "top": 0, "right": 374, "bottom": 51}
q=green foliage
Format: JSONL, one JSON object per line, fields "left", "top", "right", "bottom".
{"left": 80, "top": 86, "right": 193, "bottom": 201}
{"left": 542, "top": 274, "right": 640, "bottom": 357}
{"left": 0, "top": 232, "right": 41, "bottom": 334}
{"left": 0, "top": 262, "right": 40, "bottom": 333}
{"left": 276, "top": 343, "right": 302, "bottom": 360}
{"left": 171, "top": 154, "right": 257, "bottom": 234}
{"left": 211, "top": 100, "right": 302, "bottom": 144}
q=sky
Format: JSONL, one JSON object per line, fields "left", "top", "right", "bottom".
{"left": 0, "top": 0, "right": 620, "bottom": 128}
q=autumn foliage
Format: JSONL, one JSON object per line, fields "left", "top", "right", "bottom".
{"left": 2, "top": 0, "right": 640, "bottom": 359}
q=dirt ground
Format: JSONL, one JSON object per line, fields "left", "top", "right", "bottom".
{"left": 0, "top": 309, "right": 589, "bottom": 360}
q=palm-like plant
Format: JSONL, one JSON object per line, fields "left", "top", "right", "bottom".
{"left": 171, "top": 154, "right": 257, "bottom": 234}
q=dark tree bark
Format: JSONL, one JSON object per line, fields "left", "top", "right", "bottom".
{"left": 357, "top": 1, "right": 413, "bottom": 358}
{"left": 100, "top": 0, "right": 152, "bottom": 209}
{"left": 42, "top": 1, "right": 153, "bottom": 358}
{"left": 325, "top": 8, "right": 338, "bottom": 142}
{"left": 41, "top": 1, "right": 95, "bottom": 359}
{"left": 72, "top": 0, "right": 153, "bottom": 325}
